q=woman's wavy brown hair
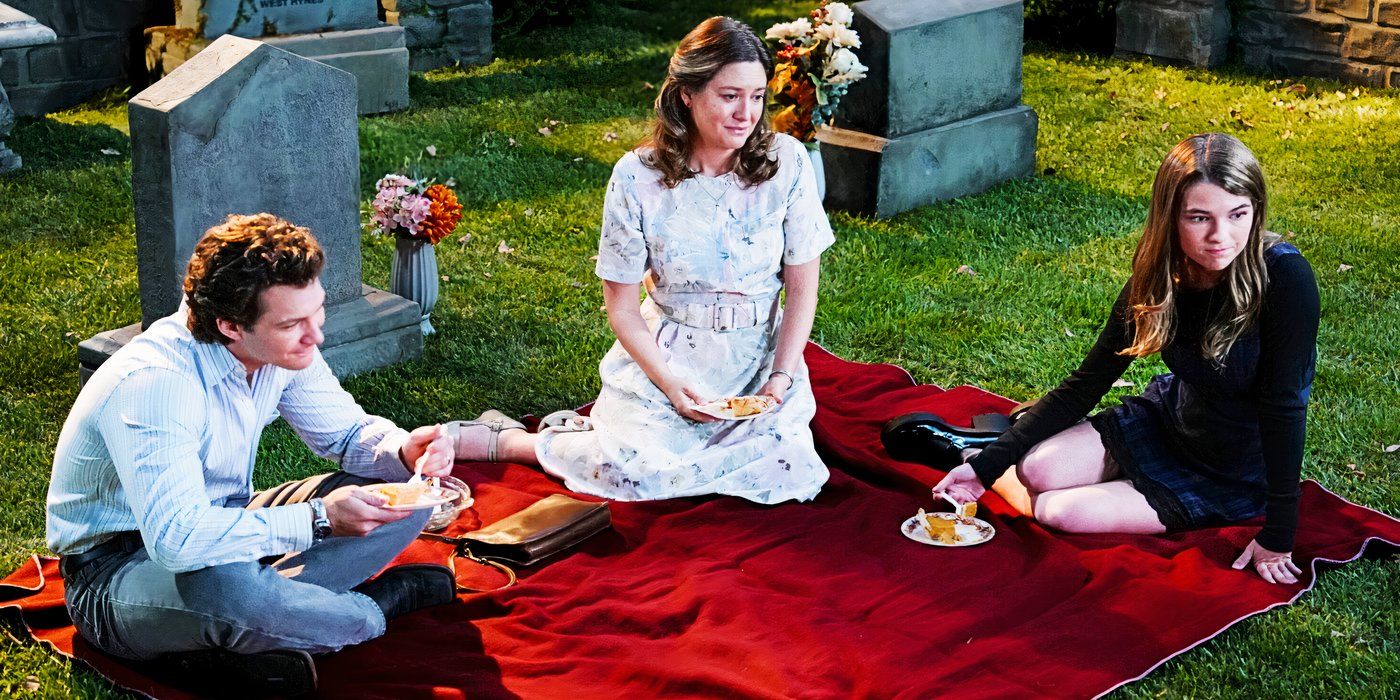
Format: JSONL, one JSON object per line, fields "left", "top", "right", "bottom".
{"left": 184, "top": 213, "right": 325, "bottom": 344}
{"left": 1121, "top": 133, "right": 1278, "bottom": 363}
{"left": 642, "top": 16, "right": 779, "bottom": 189}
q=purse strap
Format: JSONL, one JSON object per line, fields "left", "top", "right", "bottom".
{"left": 420, "top": 532, "right": 518, "bottom": 593}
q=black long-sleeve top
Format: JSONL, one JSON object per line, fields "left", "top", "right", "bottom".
{"left": 969, "top": 244, "right": 1320, "bottom": 552}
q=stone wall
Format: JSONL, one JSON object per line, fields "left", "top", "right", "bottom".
{"left": 1237, "top": 0, "right": 1400, "bottom": 87}
{"left": 0, "top": 0, "right": 165, "bottom": 116}
{"left": 1116, "top": 0, "right": 1400, "bottom": 86}
{"left": 382, "top": 0, "right": 491, "bottom": 71}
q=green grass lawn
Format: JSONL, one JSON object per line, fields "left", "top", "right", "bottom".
{"left": 1, "top": 1, "right": 1397, "bottom": 696}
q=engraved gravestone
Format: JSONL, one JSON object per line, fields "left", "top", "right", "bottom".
{"left": 78, "top": 34, "right": 422, "bottom": 383}
{"left": 150, "top": 0, "right": 408, "bottom": 114}
{"left": 822, "top": 0, "right": 1038, "bottom": 218}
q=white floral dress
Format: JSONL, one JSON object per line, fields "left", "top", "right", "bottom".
{"left": 535, "top": 133, "right": 835, "bottom": 503}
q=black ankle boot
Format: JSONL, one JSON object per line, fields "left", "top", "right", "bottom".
{"left": 881, "top": 412, "right": 1005, "bottom": 468}
{"left": 146, "top": 648, "right": 316, "bottom": 698}
{"left": 353, "top": 563, "right": 456, "bottom": 620}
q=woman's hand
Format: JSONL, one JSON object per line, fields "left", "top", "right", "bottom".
{"left": 661, "top": 377, "right": 719, "bottom": 423}
{"left": 756, "top": 372, "right": 793, "bottom": 403}
{"left": 1231, "top": 539, "right": 1302, "bottom": 584}
{"left": 932, "top": 464, "right": 986, "bottom": 505}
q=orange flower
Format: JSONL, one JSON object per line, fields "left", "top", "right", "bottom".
{"left": 421, "top": 184, "right": 462, "bottom": 244}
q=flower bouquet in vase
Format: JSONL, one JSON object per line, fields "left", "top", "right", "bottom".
{"left": 765, "top": 2, "right": 869, "bottom": 198}
{"left": 370, "top": 174, "right": 463, "bottom": 335}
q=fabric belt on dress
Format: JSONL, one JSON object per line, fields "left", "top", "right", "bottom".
{"left": 59, "top": 530, "right": 143, "bottom": 579}
{"left": 654, "top": 294, "right": 779, "bottom": 332}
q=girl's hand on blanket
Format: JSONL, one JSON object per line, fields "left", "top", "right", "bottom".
{"left": 663, "top": 379, "right": 719, "bottom": 423}
{"left": 1231, "top": 539, "right": 1302, "bottom": 585}
{"left": 932, "top": 464, "right": 985, "bottom": 505}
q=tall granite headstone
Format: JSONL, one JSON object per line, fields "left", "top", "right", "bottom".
{"left": 821, "top": 0, "right": 1038, "bottom": 218}
{"left": 78, "top": 34, "right": 422, "bottom": 383}
{"left": 148, "top": 0, "right": 408, "bottom": 115}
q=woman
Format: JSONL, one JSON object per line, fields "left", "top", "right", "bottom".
{"left": 450, "top": 16, "right": 834, "bottom": 503}
{"left": 895, "top": 133, "right": 1319, "bottom": 585}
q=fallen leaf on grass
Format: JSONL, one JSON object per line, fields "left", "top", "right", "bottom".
{"left": 572, "top": 157, "right": 583, "bottom": 162}
{"left": 1383, "top": 444, "right": 1398, "bottom": 453}
{"left": 1286, "top": 83, "right": 1307, "bottom": 95}
{"left": 497, "top": 240, "right": 515, "bottom": 254}
{"left": 955, "top": 264, "right": 977, "bottom": 277}
{"left": 23, "top": 675, "right": 40, "bottom": 691}
{"left": 424, "top": 145, "right": 438, "bottom": 157}
{"left": 1064, "top": 328, "right": 1075, "bottom": 337}
{"left": 546, "top": 119, "right": 561, "bottom": 127}
{"left": 570, "top": 282, "right": 584, "bottom": 288}
{"left": 524, "top": 208, "right": 534, "bottom": 217}
{"left": 100, "top": 148, "right": 120, "bottom": 156}
{"left": 1159, "top": 122, "right": 1169, "bottom": 132}
{"left": 1331, "top": 630, "right": 1345, "bottom": 637}
{"left": 1338, "top": 264, "right": 1352, "bottom": 272}
{"left": 589, "top": 255, "right": 600, "bottom": 262}
{"left": 1112, "top": 379, "right": 1134, "bottom": 388}
{"left": 457, "top": 233, "right": 472, "bottom": 245}
{"left": 1153, "top": 86, "right": 1167, "bottom": 101}
{"left": 1281, "top": 130, "right": 1294, "bottom": 140}
{"left": 1350, "top": 87, "right": 1360, "bottom": 98}
{"left": 603, "top": 131, "right": 619, "bottom": 142}
{"left": 508, "top": 137, "right": 518, "bottom": 147}
{"left": 1346, "top": 463, "right": 1365, "bottom": 478}
{"left": 441, "top": 275, "right": 450, "bottom": 282}
{"left": 444, "top": 178, "right": 457, "bottom": 187}
{"left": 538, "top": 127, "right": 553, "bottom": 137}
{"left": 642, "top": 81, "right": 655, "bottom": 90}
{"left": 483, "top": 271, "right": 492, "bottom": 278}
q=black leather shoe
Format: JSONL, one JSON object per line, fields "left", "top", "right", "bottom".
{"left": 881, "top": 412, "right": 1005, "bottom": 469}
{"left": 146, "top": 648, "right": 316, "bottom": 698}
{"left": 353, "top": 563, "right": 456, "bottom": 620}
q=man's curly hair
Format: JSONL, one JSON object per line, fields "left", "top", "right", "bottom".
{"left": 184, "top": 213, "right": 325, "bottom": 344}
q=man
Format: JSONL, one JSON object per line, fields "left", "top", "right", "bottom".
{"left": 48, "top": 213, "right": 458, "bottom": 695}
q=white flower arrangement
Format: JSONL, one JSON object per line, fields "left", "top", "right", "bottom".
{"left": 765, "top": 1, "right": 870, "bottom": 142}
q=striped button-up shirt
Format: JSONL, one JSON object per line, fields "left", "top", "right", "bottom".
{"left": 47, "top": 309, "right": 410, "bottom": 573}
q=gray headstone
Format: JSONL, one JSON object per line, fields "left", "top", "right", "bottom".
{"left": 823, "top": 105, "right": 1038, "bottom": 218}
{"left": 183, "top": 0, "right": 379, "bottom": 39}
{"left": 836, "top": 0, "right": 1025, "bottom": 138}
{"left": 1114, "top": 0, "right": 1231, "bottom": 68}
{"left": 79, "top": 33, "right": 422, "bottom": 382}
{"left": 129, "top": 35, "right": 364, "bottom": 325}
{"left": 262, "top": 25, "right": 410, "bottom": 114}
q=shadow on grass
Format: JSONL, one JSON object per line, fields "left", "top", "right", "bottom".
{"left": 6, "top": 118, "right": 129, "bottom": 172}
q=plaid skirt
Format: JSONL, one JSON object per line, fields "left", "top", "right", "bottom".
{"left": 1089, "top": 374, "right": 1267, "bottom": 531}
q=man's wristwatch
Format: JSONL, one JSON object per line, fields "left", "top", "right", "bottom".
{"left": 308, "top": 498, "right": 333, "bottom": 543}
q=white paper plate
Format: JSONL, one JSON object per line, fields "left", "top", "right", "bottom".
{"left": 695, "top": 396, "right": 778, "bottom": 421}
{"left": 363, "top": 483, "right": 462, "bottom": 511}
{"left": 901, "top": 512, "right": 995, "bottom": 547}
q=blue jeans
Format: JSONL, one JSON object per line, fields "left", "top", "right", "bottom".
{"left": 63, "top": 472, "right": 430, "bottom": 660}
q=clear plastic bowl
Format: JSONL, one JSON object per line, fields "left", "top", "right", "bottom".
{"left": 423, "top": 475, "right": 474, "bottom": 532}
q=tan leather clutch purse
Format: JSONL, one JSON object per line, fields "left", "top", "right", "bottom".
{"left": 461, "top": 494, "right": 612, "bottom": 566}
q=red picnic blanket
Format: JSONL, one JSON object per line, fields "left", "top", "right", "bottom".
{"left": 4, "top": 343, "right": 1398, "bottom": 699}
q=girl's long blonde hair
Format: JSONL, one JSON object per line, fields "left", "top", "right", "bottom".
{"left": 1122, "top": 133, "right": 1278, "bottom": 362}
{"left": 642, "top": 16, "right": 779, "bottom": 189}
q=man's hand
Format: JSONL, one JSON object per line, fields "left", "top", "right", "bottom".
{"left": 400, "top": 424, "right": 455, "bottom": 478}
{"left": 1231, "top": 538, "right": 1302, "bottom": 584}
{"left": 322, "top": 485, "right": 412, "bottom": 537}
